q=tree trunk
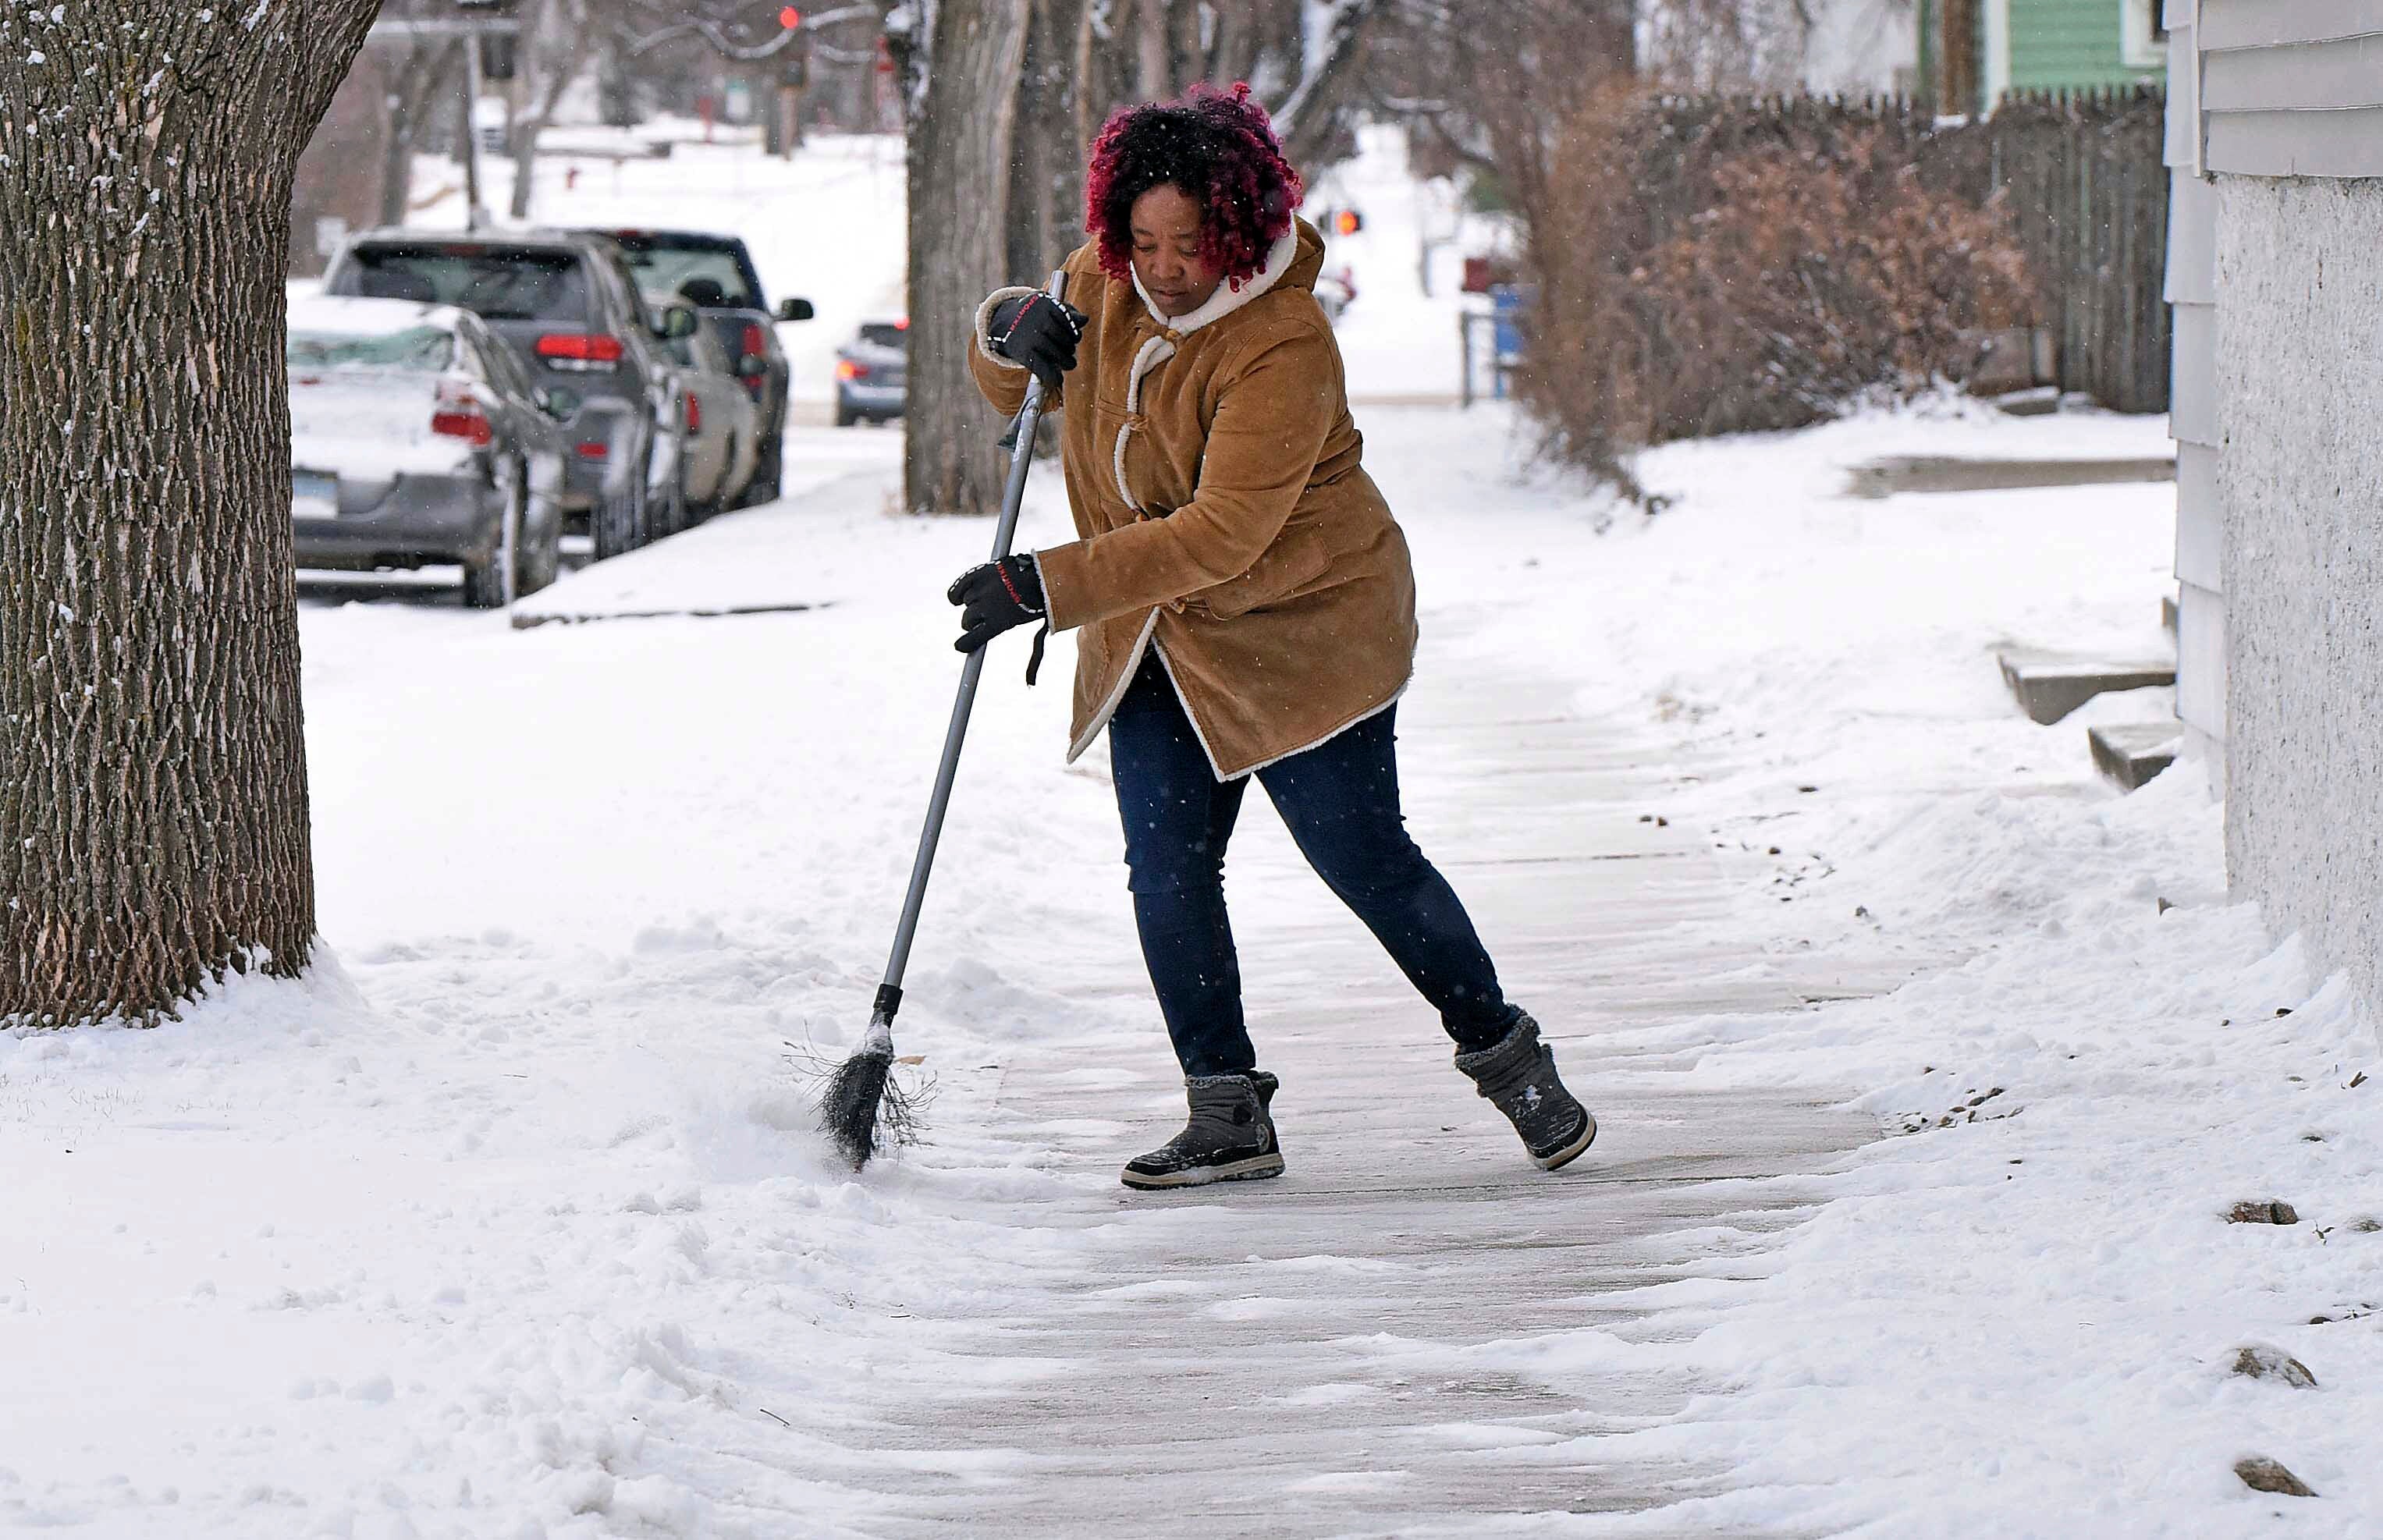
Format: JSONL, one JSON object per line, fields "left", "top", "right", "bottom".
{"left": 0, "top": 0, "right": 378, "bottom": 1026}
{"left": 509, "top": 0, "right": 596, "bottom": 222}
{"left": 904, "top": 0, "right": 1030, "bottom": 516}
{"left": 1009, "top": 0, "right": 1092, "bottom": 282}
{"left": 381, "top": 41, "right": 462, "bottom": 228}
{"left": 1134, "top": 0, "right": 1170, "bottom": 99}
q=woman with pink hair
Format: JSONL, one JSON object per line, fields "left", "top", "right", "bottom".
{"left": 948, "top": 85, "right": 1595, "bottom": 1190}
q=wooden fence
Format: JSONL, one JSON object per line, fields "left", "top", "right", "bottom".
{"left": 1628, "top": 88, "right": 2171, "bottom": 413}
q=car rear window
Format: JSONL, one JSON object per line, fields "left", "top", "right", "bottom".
{"left": 287, "top": 325, "right": 455, "bottom": 371}
{"left": 342, "top": 245, "right": 590, "bottom": 323}
{"left": 608, "top": 236, "right": 758, "bottom": 310}
{"left": 858, "top": 322, "right": 908, "bottom": 350}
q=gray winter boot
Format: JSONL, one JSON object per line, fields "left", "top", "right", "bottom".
{"left": 1120, "top": 1071, "right": 1284, "bottom": 1190}
{"left": 1454, "top": 1013, "right": 1596, "bottom": 1170}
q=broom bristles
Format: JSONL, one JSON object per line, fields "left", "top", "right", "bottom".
{"left": 819, "top": 1044, "right": 893, "bottom": 1169}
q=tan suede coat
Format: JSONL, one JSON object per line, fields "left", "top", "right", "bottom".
{"left": 969, "top": 220, "right": 1418, "bottom": 779}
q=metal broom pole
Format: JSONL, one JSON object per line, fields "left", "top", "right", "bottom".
{"left": 820, "top": 268, "right": 1068, "bottom": 1169}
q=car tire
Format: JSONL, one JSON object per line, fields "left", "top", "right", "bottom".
{"left": 462, "top": 462, "right": 527, "bottom": 609}
{"left": 834, "top": 401, "right": 858, "bottom": 428}
{"left": 593, "top": 460, "right": 644, "bottom": 562}
{"left": 699, "top": 434, "right": 740, "bottom": 521}
{"left": 744, "top": 431, "right": 783, "bottom": 506}
{"left": 648, "top": 443, "right": 687, "bottom": 541}
{"left": 523, "top": 496, "right": 563, "bottom": 596}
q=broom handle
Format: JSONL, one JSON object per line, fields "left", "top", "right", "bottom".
{"left": 870, "top": 268, "right": 1069, "bottom": 1035}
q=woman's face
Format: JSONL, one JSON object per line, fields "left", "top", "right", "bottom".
{"left": 1129, "top": 183, "right": 1223, "bottom": 318}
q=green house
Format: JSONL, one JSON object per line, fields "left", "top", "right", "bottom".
{"left": 1919, "top": 0, "right": 2168, "bottom": 113}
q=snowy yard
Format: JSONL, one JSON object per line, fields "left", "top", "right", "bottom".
{"left": 7, "top": 128, "right": 2381, "bottom": 1537}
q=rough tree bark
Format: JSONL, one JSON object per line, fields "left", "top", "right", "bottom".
{"left": 1008, "top": 0, "right": 1092, "bottom": 283}
{"left": 0, "top": 0, "right": 379, "bottom": 1026}
{"left": 904, "top": 0, "right": 1031, "bottom": 516}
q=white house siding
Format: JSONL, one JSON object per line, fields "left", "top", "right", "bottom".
{"left": 2164, "top": 0, "right": 2225, "bottom": 784}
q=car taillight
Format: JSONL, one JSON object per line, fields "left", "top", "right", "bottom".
{"left": 431, "top": 410, "right": 495, "bottom": 446}
{"left": 836, "top": 359, "right": 869, "bottom": 381}
{"left": 574, "top": 441, "right": 609, "bottom": 460}
{"left": 683, "top": 391, "right": 701, "bottom": 435}
{"left": 536, "top": 333, "right": 625, "bottom": 371}
{"left": 430, "top": 378, "right": 495, "bottom": 446}
{"left": 742, "top": 322, "right": 766, "bottom": 358}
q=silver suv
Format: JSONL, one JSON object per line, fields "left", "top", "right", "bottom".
{"left": 324, "top": 229, "right": 691, "bottom": 559}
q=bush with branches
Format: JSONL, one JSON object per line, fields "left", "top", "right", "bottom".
{"left": 1509, "top": 90, "right": 2039, "bottom": 497}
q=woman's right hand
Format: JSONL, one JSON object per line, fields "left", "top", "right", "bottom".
{"left": 989, "top": 293, "right": 1088, "bottom": 389}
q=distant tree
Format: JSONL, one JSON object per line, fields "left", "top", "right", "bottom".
{"left": 379, "top": 38, "right": 466, "bottom": 226}
{"left": 0, "top": 0, "right": 380, "bottom": 1026}
{"left": 508, "top": 0, "right": 606, "bottom": 220}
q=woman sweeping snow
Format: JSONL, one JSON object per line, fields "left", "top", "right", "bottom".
{"left": 947, "top": 83, "right": 1595, "bottom": 1190}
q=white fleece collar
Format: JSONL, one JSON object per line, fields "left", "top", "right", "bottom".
{"left": 1130, "top": 227, "right": 1300, "bottom": 335}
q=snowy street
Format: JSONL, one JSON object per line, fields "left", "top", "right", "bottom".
{"left": 8, "top": 383, "right": 2377, "bottom": 1534}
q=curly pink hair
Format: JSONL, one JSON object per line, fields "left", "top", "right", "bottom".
{"left": 1084, "top": 83, "right": 1304, "bottom": 290}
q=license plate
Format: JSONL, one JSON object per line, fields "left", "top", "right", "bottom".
{"left": 292, "top": 470, "right": 338, "bottom": 520}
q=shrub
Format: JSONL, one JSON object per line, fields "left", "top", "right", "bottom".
{"left": 1508, "top": 90, "right": 2040, "bottom": 497}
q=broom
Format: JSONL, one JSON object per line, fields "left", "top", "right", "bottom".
{"left": 821, "top": 269, "right": 1069, "bottom": 1169}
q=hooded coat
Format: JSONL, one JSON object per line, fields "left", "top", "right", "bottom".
{"left": 968, "top": 218, "right": 1418, "bottom": 780}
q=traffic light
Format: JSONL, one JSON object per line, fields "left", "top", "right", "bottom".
{"left": 779, "top": 5, "right": 801, "bottom": 26}
{"left": 1332, "top": 208, "right": 1364, "bottom": 236}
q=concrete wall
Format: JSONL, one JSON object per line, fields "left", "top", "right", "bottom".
{"left": 2214, "top": 174, "right": 2383, "bottom": 1006}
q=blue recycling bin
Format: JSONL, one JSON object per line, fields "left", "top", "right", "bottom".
{"left": 1488, "top": 283, "right": 1529, "bottom": 400}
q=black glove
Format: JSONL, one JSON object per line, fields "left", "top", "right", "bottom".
{"left": 949, "top": 554, "right": 1046, "bottom": 654}
{"left": 988, "top": 293, "right": 1088, "bottom": 389}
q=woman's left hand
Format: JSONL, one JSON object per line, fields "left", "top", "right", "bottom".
{"left": 949, "top": 554, "right": 1046, "bottom": 652}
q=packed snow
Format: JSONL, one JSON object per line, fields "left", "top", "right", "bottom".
{"left": 5, "top": 124, "right": 2378, "bottom": 1535}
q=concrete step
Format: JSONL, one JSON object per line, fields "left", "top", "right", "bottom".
{"left": 1998, "top": 648, "right": 2176, "bottom": 725}
{"left": 2089, "top": 721, "right": 2183, "bottom": 790}
{"left": 1844, "top": 453, "right": 2176, "bottom": 499}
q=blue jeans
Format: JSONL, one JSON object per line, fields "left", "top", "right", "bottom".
{"left": 1108, "top": 655, "right": 1518, "bottom": 1077}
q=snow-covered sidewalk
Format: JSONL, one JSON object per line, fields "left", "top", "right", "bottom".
{"left": 5, "top": 399, "right": 2379, "bottom": 1536}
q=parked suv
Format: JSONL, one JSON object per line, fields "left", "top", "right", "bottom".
{"left": 590, "top": 229, "right": 812, "bottom": 504}
{"left": 324, "top": 229, "right": 687, "bottom": 559}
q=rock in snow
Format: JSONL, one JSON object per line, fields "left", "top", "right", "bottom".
{"left": 2235, "top": 1456, "right": 2317, "bottom": 1497}
{"left": 2229, "top": 1344, "right": 2317, "bottom": 1389}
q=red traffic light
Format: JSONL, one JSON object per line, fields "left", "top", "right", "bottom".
{"left": 1332, "top": 209, "right": 1363, "bottom": 236}
{"left": 779, "top": 6, "right": 801, "bottom": 27}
